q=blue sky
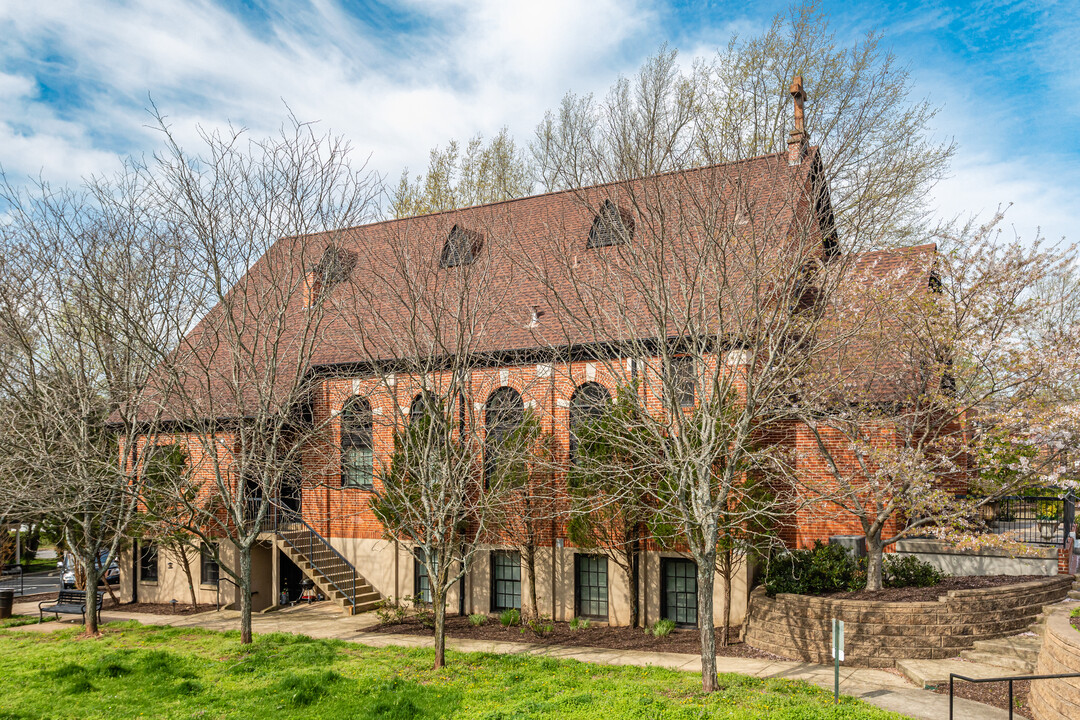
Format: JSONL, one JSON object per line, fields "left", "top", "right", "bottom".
{"left": 1, "top": 0, "right": 1076, "bottom": 243}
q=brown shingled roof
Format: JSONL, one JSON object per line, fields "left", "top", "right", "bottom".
{"left": 143, "top": 148, "right": 928, "bottom": 422}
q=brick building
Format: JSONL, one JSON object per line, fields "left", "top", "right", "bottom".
{"left": 119, "top": 111, "right": 938, "bottom": 628}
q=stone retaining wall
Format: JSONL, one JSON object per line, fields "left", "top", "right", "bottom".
{"left": 745, "top": 576, "right": 1072, "bottom": 668}
{"left": 1030, "top": 607, "right": 1080, "bottom": 720}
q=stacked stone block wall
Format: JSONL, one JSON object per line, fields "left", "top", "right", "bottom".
{"left": 745, "top": 577, "right": 1072, "bottom": 668}
{"left": 1030, "top": 606, "right": 1080, "bottom": 720}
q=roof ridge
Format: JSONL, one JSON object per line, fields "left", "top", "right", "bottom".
{"left": 300, "top": 148, "right": 804, "bottom": 239}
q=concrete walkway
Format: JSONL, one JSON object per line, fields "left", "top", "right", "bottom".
{"left": 9, "top": 600, "right": 1011, "bottom": 720}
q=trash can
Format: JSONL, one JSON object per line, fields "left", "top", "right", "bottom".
{"left": 0, "top": 589, "right": 14, "bottom": 619}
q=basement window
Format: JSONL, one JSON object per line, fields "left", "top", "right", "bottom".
{"left": 587, "top": 200, "right": 632, "bottom": 248}
{"left": 200, "top": 543, "right": 219, "bottom": 586}
{"left": 139, "top": 543, "right": 159, "bottom": 583}
{"left": 440, "top": 224, "right": 482, "bottom": 268}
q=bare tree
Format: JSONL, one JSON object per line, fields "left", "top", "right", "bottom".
{"left": 342, "top": 207, "right": 532, "bottom": 668}
{"left": 566, "top": 387, "right": 662, "bottom": 629}
{"left": 519, "top": 137, "right": 851, "bottom": 691}
{"left": 0, "top": 169, "right": 190, "bottom": 633}
{"left": 140, "top": 114, "right": 381, "bottom": 644}
{"left": 532, "top": 3, "right": 954, "bottom": 247}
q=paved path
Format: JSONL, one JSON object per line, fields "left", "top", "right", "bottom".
{"left": 8, "top": 600, "right": 1010, "bottom": 720}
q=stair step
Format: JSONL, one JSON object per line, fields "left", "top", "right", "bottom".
{"left": 1068, "top": 590, "right": 1080, "bottom": 600}
{"left": 897, "top": 659, "right": 1011, "bottom": 690}
{"left": 957, "top": 650, "right": 1035, "bottom": 673}
{"left": 970, "top": 636, "right": 1041, "bottom": 664}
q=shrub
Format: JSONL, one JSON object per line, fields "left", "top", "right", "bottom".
{"left": 764, "top": 541, "right": 867, "bottom": 596}
{"left": 499, "top": 608, "right": 521, "bottom": 627}
{"left": 468, "top": 613, "right": 488, "bottom": 627}
{"left": 883, "top": 555, "right": 944, "bottom": 588}
{"left": 650, "top": 619, "right": 676, "bottom": 637}
{"left": 523, "top": 614, "right": 554, "bottom": 637}
{"left": 569, "top": 617, "right": 591, "bottom": 630}
{"left": 373, "top": 597, "right": 408, "bottom": 626}
{"left": 414, "top": 607, "right": 436, "bottom": 630}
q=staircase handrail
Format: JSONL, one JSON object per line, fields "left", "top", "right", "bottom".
{"left": 274, "top": 509, "right": 358, "bottom": 610}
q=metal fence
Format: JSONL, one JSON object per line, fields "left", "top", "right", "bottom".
{"left": 984, "top": 494, "right": 1076, "bottom": 547}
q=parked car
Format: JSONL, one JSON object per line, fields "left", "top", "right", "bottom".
{"left": 58, "top": 553, "right": 119, "bottom": 589}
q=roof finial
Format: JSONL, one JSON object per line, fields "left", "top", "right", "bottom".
{"left": 788, "top": 74, "right": 809, "bottom": 166}
{"left": 790, "top": 75, "right": 807, "bottom": 133}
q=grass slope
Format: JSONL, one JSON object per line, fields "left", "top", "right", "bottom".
{"left": 0, "top": 623, "right": 913, "bottom": 720}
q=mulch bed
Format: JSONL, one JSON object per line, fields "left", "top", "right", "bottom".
{"left": 1071, "top": 614, "right": 1080, "bottom": 633}
{"left": 15, "top": 592, "right": 204, "bottom": 616}
{"left": 367, "top": 614, "right": 782, "bottom": 659}
{"left": 933, "top": 676, "right": 1031, "bottom": 719}
{"left": 820, "top": 575, "right": 1042, "bottom": 602}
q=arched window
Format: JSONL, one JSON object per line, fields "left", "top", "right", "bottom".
{"left": 569, "top": 382, "right": 611, "bottom": 464}
{"left": 587, "top": 200, "right": 632, "bottom": 248}
{"left": 341, "top": 397, "right": 373, "bottom": 488}
{"left": 484, "top": 386, "right": 524, "bottom": 484}
{"left": 409, "top": 391, "right": 438, "bottom": 423}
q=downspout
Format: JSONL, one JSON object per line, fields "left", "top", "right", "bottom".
{"left": 549, "top": 352, "right": 557, "bottom": 618}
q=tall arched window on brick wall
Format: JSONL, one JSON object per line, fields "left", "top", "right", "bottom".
{"left": 484, "top": 386, "right": 523, "bottom": 485}
{"left": 569, "top": 382, "right": 611, "bottom": 464}
{"left": 341, "top": 397, "right": 373, "bottom": 488}
{"left": 409, "top": 391, "right": 438, "bottom": 423}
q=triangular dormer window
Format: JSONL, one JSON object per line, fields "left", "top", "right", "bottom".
{"left": 587, "top": 200, "right": 632, "bottom": 248}
{"left": 440, "top": 224, "right": 481, "bottom": 268}
{"left": 733, "top": 180, "right": 751, "bottom": 226}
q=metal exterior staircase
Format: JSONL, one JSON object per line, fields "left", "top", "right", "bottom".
{"left": 274, "top": 512, "right": 381, "bottom": 615}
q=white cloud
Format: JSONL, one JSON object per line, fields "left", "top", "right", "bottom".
{"left": 0, "top": 0, "right": 653, "bottom": 189}
{"left": 0, "top": 0, "right": 1073, "bottom": 247}
{"left": 934, "top": 151, "right": 1078, "bottom": 245}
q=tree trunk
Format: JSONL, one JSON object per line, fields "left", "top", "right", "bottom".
{"left": 239, "top": 546, "right": 253, "bottom": 644}
{"left": 697, "top": 558, "right": 718, "bottom": 693}
{"left": 719, "top": 547, "right": 733, "bottom": 648}
{"left": 433, "top": 586, "right": 447, "bottom": 669}
{"left": 865, "top": 532, "right": 884, "bottom": 592}
{"left": 177, "top": 544, "right": 198, "bottom": 608}
{"left": 625, "top": 541, "right": 640, "bottom": 628}
{"left": 84, "top": 560, "right": 101, "bottom": 634}
{"left": 525, "top": 545, "right": 538, "bottom": 619}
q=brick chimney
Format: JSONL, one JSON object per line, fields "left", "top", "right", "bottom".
{"left": 787, "top": 74, "right": 809, "bottom": 166}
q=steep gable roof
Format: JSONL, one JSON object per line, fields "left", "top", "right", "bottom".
{"left": 144, "top": 148, "right": 880, "bottom": 422}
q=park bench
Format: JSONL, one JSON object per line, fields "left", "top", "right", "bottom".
{"left": 38, "top": 589, "right": 102, "bottom": 624}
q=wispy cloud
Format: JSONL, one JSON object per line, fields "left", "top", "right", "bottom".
{"left": 0, "top": 0, "right": 1075, "bottom": 243}
{"left": 0, "top": 0, "right": 654, "bottom": 186}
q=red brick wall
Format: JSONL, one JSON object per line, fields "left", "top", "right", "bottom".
{"left": 130, "top": 355, "right": 958, "bottom": 553}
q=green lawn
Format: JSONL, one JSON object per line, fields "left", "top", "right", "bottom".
{"left": 0, "top": 623, "right": 913, "bottom": 720}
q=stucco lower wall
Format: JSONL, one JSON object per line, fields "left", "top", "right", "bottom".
{"left": 330, "top": 538, "right": 752, "bottom": 628}
{"left": 745, "top": 576, "right": 1073, "bottom": 668}
{"left": 122, "top": 541, "right": 276, "bottom": 612}
{"left": 894, "top": 538, "right": 1059, "bottom": 576}
{"left": 1030, "top": 606, "right": 1080, "bottom": 720}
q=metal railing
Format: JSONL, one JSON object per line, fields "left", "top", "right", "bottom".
{"left": 274, "top": 510, "right": 358, "bottom": 612}
{"left": 950, "top": 671, "right": 1080, "bottom": 720}
{"left": 983, "top": 494, "right": 1076, "bottom": 547}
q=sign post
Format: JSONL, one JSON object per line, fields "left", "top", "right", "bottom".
{"left": 831, "top": 618, "right": 845, "bottom": 704}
